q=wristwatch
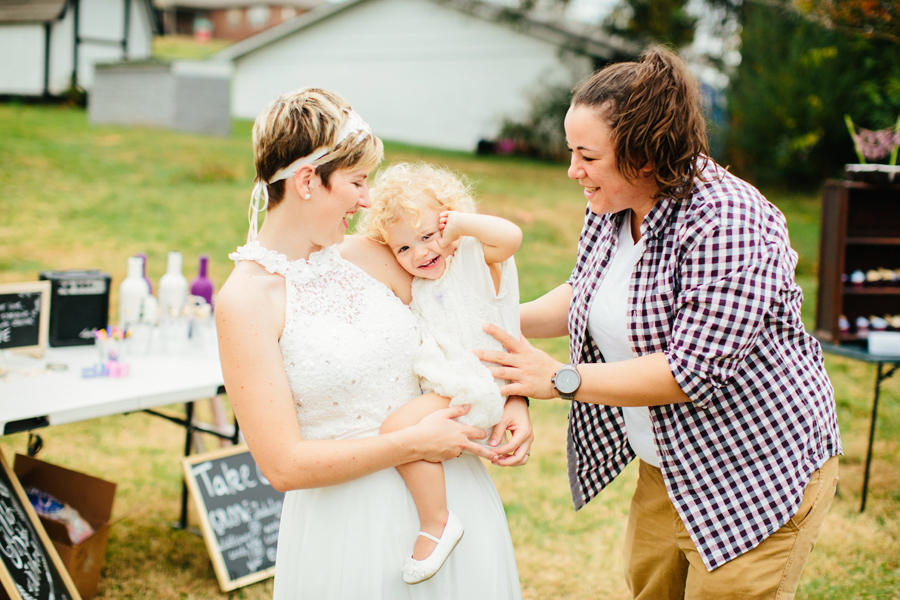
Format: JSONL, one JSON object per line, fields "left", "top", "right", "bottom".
{"left": 552, "top": 364, "right": 581, "bottom": 400}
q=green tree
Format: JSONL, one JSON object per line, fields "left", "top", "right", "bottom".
{"left": 494, "top": 0, "right": 696, "bottom": 159}
{"left": 494, "top": 0, "right": 899, "bottom": 185}
{"left": 791, "top": 0, "right": 900, "bottom": 44}
{"left": 604, "top": 0, "right": 698, "bottom": 48}
{"left": 725, "top": 2, "right": 900, "bottom": 187}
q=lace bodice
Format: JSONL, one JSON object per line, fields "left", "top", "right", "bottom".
{"left": 230, "top": 242, "right": 421, "bottom": 440}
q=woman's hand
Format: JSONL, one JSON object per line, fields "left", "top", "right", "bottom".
{"left": 488, "top": 396, "right": 534, "bottom": 467}
{"left": 416, "top": 404, "right": 498, "bottom": 462}
{"left": 475, "top": 324, "right": 563, "bottom": 400}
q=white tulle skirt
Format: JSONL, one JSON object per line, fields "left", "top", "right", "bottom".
{"left": 272, "top": 428, "right": 522, "bottom": 599}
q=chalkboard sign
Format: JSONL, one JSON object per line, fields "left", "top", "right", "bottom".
{"left": 182, "top": 445, "right": 284, "bottom": 592}
{"left": 0, "top": 282, "right": 51, "bottom": 355}
{"left": 0, "top": 449, "right": 81, "bottom": 600}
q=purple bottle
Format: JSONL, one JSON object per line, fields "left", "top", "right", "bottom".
{"left": 136, "top": 252, "right": 153, "bottom": 294}
{"left": 190, "top": 255, "right": 215, "bottom": 309}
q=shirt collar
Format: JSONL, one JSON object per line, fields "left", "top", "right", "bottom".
{"left": 638, "top": 192, "right": 689, "bottom": 240}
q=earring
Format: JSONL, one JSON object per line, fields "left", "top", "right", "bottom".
{"left": 304, "top": 193, "right": 311, "bottom": 200}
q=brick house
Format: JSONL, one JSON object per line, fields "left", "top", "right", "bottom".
{"left": 154, "top": 0, "right": 322, "bottom": 41}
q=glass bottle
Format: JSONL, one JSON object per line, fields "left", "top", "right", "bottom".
{"left": 190, "top": 255, "right": 215, "bottom": 309}
{"left": 158, "top": 251, "right": 188, "bottom": 320}
{"left": 119, "top": 256, "right": 150, "bottom": 328}
{"left": 135, "top": 252, "right": 153, "bottom": 294}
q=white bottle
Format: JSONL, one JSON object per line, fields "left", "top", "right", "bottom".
{"left": 119, "top": 256, "right": 151, "bottom": 329}
{"left": 158, "top": 251, "right": 189, "bottom": 320}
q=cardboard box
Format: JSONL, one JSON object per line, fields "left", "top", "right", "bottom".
{"left": 13, "top": 454, "right": 116, "bottom": 599}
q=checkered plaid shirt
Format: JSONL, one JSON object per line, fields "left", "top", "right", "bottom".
{"left": 565, "top": 161, "right": 842, "bottom": 570}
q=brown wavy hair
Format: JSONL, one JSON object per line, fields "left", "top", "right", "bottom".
{"left": 571, "top": 45, "right": 711, "bottom": 200}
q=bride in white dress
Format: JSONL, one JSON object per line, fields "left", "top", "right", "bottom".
{"left": 215, "top": 87, "right": 531, "bottom": 599}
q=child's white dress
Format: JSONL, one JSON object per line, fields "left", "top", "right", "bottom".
{"left": 410, "top": 236, "right": 521, "bottom": 433}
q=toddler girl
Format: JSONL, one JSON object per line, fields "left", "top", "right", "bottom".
{"left": 360, "top": 162, "right": 521, "bottom": 584}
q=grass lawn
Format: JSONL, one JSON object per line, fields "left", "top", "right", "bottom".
{"left": 0, "top": 104, "right": 897, "bottom": 599}
{"left": 152, "top": 34, "right": 233, "bottom": 61}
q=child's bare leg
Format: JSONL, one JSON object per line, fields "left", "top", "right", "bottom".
{"left": 382, "top": 393, "right": 452, "bottom": 560}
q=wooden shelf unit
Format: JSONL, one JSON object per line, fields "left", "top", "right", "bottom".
{"left": 814, "top": 179, "right": 900, "bottom": 344}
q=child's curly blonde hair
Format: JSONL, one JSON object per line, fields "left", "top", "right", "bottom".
{"left": 359, "top": 162, "right": 477, "bottom": 245}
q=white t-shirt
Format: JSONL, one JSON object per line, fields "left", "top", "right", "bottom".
{"left": 586, "top": 211, "right": 660, "bottom": 467}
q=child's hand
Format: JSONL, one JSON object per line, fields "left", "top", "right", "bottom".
{"left": 438, "top": 211, "right": 463, "bottom": 248}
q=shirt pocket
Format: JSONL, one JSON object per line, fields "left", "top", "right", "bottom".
{"left": 630, "top": 275, "right": 677, "bottom": 354}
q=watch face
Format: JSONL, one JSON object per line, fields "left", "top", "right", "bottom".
{"left": 555, "top": 368, "right": 580, "bottom": 393}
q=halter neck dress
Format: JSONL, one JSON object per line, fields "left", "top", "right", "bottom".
{"left": 229, "top": 241, "right": 521, "bottom": 599}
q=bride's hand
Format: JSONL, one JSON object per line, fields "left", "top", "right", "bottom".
{"left": 489, "top": 396, "right": 534, "bottom": 467}
{"left": 416, "top": 405, "right": 498, "bottom": 462}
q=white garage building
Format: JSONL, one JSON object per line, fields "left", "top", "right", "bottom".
{"left": 0, "top": 0, "right": 156, "bottom": 97}
{"left": 216, "top": 0, "right": 635, "bottom": 151}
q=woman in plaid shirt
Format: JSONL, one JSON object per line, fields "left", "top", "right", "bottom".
{"left": 478, "top": 46, "right": 842, "bottom": 598}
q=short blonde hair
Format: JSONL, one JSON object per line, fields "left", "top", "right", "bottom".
{"left": 252, "top": 87, "right": 383, "bottom": 208}
{"left": 359, "top": 162, "right": 477, "bottom": 244}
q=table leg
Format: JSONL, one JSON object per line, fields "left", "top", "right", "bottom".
{"left": 860, "top": 362, "right": 898, "bottom": 512}
{"left": 178, "top": 401, "right": 195, "bottom": 529}
{"left": 144, "top": 393, "right": 239, "bottom": 530}
{"left": 173, "top": 396, "right": 239, "bottom": 529}
{"left": 26, "top": 433, "right": 42, "bottom": 456}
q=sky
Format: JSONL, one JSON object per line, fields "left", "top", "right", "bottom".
{"left": 567, "top": 0, "right": 620, "bottom": 23}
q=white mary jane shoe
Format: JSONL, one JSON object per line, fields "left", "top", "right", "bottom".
{"left": 402, "top": 511, "right": 464, "bottom": 584}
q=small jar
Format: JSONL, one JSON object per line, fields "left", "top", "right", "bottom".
{"left": 838, "top": 315, "right": 850, "bottom": 335}
{"left": 855, "top": 316, "right": 870, "bottom": 337}
{"left": 870, "top": 315, "right": 888, "bottom": 332}
{"left": 886, "top": 315, "right": 900, "bottom": 332}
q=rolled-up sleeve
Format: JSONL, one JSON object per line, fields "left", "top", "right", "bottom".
{"left": 664, "top": 210, "right": 790, "bottom": 408}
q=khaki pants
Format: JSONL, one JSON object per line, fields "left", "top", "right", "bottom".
{"left": 624, "top": 456, "right": 838, "bottom": 600}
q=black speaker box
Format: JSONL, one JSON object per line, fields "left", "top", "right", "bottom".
{"left": 38, "top": 270, "right": 111, "bottom": 347}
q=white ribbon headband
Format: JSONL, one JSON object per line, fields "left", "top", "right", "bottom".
{"left": 246, "top": 109, "right": 373, "bottom": 243}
